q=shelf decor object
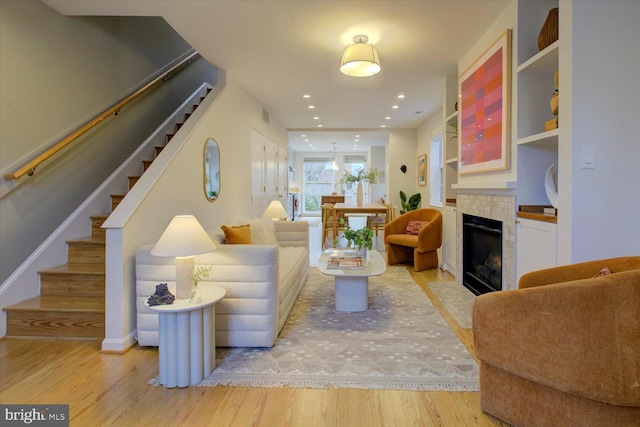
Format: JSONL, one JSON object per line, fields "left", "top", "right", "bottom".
{"left": 458, "top": 30, "right": 512, "bottom": 175}
{"left": 544, "top": 164, "right": 559, "bottom": 208}
{"left": 538, "top": 7, "right": 559, "bottom": 51}
{"left": 418, "top": 154, "right": 427, "bottom": 186}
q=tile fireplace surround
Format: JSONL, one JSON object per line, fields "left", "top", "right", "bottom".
{"left": 456, "top": 193, "right": 516, "bottom": 291}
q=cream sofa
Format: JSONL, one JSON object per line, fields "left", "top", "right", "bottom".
{"left": 136, "top": 219, "right": 309, "bottom": 348}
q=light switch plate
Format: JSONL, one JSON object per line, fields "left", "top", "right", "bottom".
{"left": 581, "top": 147, "right": 595, "bottom": 169}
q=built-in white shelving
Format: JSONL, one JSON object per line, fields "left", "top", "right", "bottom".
{"left": 516, "top": 0, "right": 560, "bottom": 208}
{"left": 517, "top": 40, "right": 559, "bottom": 73}
{"left": 517, "top": 129, "right": 559, "bottom": 146}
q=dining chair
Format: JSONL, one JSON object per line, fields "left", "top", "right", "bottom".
{"left": 321, "top": 203, "right": 349, "bottom": 248}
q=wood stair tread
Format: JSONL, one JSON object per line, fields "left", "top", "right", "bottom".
{"left": 67, "top": 236, "right": 104, "bottom": 244}
{"left": 4, "top": 296, "right": 105, "bottom": 313}
{"left": 39, "top": 263, "right": 105, "bottom": 276}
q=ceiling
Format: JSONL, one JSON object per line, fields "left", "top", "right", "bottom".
{"left": 44, "top": 0, "right": 509, "bottom": 152}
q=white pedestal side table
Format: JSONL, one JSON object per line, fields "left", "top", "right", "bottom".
{"left": 318, "top": 249, "right": 386, "bottom": 312}
{"left": 145, "top": 285, "right": 225, "bottom": 388}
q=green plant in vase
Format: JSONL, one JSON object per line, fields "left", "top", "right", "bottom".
{"left": 342, "top": 222, "right": 374, "bottom": 252}
{"left": 340, "top": 168, "right": 380, "bottom": 207}
{"left": 190, "top": 264, "right": 213, "bottom": 303}
{"left": 339, "top": 168, "right": 381, "bottom": 187}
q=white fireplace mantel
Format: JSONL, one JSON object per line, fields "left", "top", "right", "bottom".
{"left": 452, "top": 181, "right": 517, "bottom": 190}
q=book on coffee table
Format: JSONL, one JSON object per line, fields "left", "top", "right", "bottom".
{"left": 326, "top": 255, "right": 363, "bottom": 270}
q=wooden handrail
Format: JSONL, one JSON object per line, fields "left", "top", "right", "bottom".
{"left": 4, "top": 51, "right": 200, "bottom": 180}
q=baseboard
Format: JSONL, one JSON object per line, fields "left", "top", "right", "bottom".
{"left": 101, "top": 330, "right": 137, "bottom": 353}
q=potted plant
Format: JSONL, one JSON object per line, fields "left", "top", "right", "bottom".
{"left": 342, "top": 222, "right": 374, "bottom": 256}
{"left": 340, "top": 168, "right": 380, "bottom": 206}
{"left": 190, "top": 264, "right": 213, "bottom": 303}
{"left": 400, "top": 191, "right": 422, "bottom": 214}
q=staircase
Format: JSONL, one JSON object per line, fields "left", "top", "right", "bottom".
{"left": 3, "top": 90, "right": 210, "bottom": 340}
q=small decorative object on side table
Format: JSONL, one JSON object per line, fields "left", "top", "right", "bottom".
{"left": 145, "top": 285, "right": 225, "bottom": 388}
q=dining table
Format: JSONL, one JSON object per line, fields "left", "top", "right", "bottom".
{"left": 331, "top": 202, "right": 391, "bottom": 243}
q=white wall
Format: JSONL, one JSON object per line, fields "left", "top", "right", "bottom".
{"left": 370, "top": 146, "right": 386, "bottom": 203}
{"left": 563, "top": 0, "right": 640, "bottom": 261}
{"left": 386, "top": 130, "right": 419, "bottom": 209}
{"left": 102, "top": 73, "right": 289, "bottom": 350}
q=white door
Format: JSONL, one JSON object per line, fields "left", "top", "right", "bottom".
{"left": 277, "top": 146, "right": 289, "bottom": 213}
{"left": 251, "top": 129, "right": 266, "bottom": 218}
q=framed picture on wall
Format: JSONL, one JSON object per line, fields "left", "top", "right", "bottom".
{"left": 458, "top": 29, "right": 511, "bottom": 174}
{"left": 418, "top": 154, "right": 427, "bottom": 186}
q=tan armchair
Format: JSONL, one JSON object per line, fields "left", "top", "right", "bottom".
{"left": 472, "top": 256, "right": 640, "bottom": 426}
{"left": 384, "top": 209, "right": 442, "bottom": 272}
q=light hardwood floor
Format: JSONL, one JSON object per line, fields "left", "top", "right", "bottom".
{"left": 0, "top": 219, "right": 509, "bottom": 426}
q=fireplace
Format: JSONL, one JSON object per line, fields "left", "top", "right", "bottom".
{"left": 462, "top": 214, "right": 503, "bottom": 295}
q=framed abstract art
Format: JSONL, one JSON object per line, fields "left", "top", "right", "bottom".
{"left": 458, "top": 30, "right": 511, "bottom": 174}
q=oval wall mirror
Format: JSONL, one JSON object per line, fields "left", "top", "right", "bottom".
{"left": 204, "top": 138, "right": 220, "bottom": 201}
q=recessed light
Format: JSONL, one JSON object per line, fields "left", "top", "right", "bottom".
{"left": 355, "top": 139, "right": 359, "bottom": 142}
{"left": 309, "top": 144, "right": 313, "bottom": 146}
{"left": 355, "top": 134, "right": 360, "bottom": 137}
{"left": 303, "top": 94, "right": 311, "bottom": 98}
{"left": 381, "top": 125, "right": 387, "bottom": 128}
{"left": 354, "top": 144, "right": 358, "bottom": 147}
{"left": 301, "top": 134, "right": 306, "bottom": 137}
{"left": 305, "top": 139, "right": 309, "bottom": 142}
{"left": 313, "top": 116, "right": 319, "bottom": 120}
{"left": 385, "top": 116, "right": 391, "bottom": 120}
{"left": 392, "top": 105, "right": 399, "bottom": 109}
{"left": 398, "top": 94, "right": 405, "bottom": 99}
{"left": 308, "top": 105, "right": 315, "bottom": 109}
{"left": 317, "top": 124, "right": 323, "bottom": 127}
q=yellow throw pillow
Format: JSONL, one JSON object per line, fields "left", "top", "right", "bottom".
{"left": 222, "top": 224, "right": 252, "bottom": 244}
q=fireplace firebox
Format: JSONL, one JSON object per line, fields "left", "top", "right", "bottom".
{"left": 462, "top": 214, "right": 503, "bottom": 295}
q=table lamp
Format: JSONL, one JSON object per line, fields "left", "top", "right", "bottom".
{"left": 262, "top": 200, "right": 288, "bottom": 221}
{"left": 151, "top": 215, "right": 217, "bottom": 299}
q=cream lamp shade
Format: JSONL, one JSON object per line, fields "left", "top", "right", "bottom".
{"left": 151, "top": 215, "right": 216, "bottom": 299}
{"left": 340, "top": 35, "right": 381, "bottom": 77}
{"left": 263, "top": 200, "right": 288, "bottom": 220}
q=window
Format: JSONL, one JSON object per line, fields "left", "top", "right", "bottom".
{"left": 303, "top": 159, "right": 334, "bottom": 214}
{"left": 429, "top": 134, "right": 443, "bottom": 207}
{"left": 342, "top": 156, "right": 366, "bottom": 204}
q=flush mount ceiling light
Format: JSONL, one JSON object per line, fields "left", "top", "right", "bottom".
{"left": 340, "top": 34, "right": 381, "bottom": 77}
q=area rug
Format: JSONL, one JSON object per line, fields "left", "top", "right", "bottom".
{"left": 199, "top": 266, "right": 479, "bottom": 391}
{"left": 424, "top": 281, "right": 476, "bottom": 329}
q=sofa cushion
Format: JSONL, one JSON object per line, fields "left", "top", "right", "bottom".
{"left": 222, "top": 224, "right": 252, "bottom": 244}
{"left": 250, "top": 217, "right": 279, "bottom": 245}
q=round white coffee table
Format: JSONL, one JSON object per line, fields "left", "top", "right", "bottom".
{"left": 145, "top": 285, "right": 225, "bottom": 388}
{"left": 318, "top": 249, "right": 386, "bottom": 312}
